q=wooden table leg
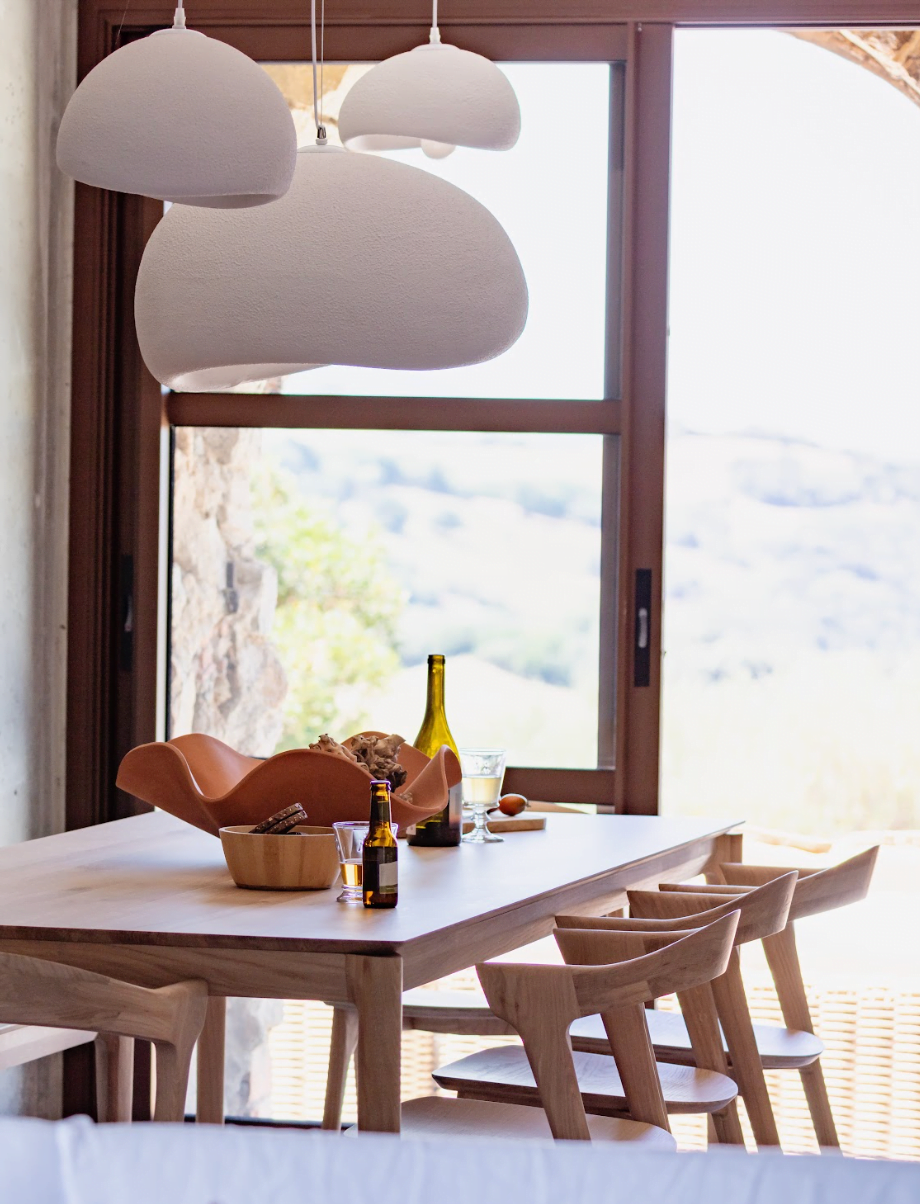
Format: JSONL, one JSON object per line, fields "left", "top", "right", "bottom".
{"left": 196, "top": 996, "right": 226, "bottom": 1124}
{"left": 704, "top": 831, "right": 743, "bottom": 884}
{"left": 323, "top": 1004, "right": 359, "bottom": 1130}
{"left": 346, "top": 954, "right": 403, "bottom": 1133}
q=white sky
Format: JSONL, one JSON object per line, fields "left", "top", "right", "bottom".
{"left": 669, "top": 29, "right": 920, "bottom": 464}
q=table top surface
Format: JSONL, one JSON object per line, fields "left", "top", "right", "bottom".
{"left": 0, "top": 811, "right": 737, "bottom": 954}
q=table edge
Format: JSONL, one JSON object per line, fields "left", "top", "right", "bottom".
{"left": 0, "top": 820, "right": 741, "bottom": 954}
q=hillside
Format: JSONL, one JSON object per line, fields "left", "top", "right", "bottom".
{"left": 261, "top": 426, "right": 920, "bottom": 831}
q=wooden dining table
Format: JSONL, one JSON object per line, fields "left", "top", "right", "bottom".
{"left": 0, "top": 810, "right": 740, "bottom": 1131}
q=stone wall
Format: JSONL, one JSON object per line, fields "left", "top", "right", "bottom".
{"left": 170, "top": 426, "right": 287, "bottom": 1115}
{"left": 170, "top": 427, "right": 287, "bottom": 757}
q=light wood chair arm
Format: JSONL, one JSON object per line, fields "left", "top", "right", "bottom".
{"left": 478, "top": 914, "right": 738, "bottom": 1027}
{"left": 659, "top": 882, "right": 753, "bottom": 896}
{"left": 626, "top": 872, "right": 797, "bottom": 944}
{"left": 556, "top": 913, "right": 698, "bottom": 932}
{"left": 0, "top": 951, "right": 209, "bottom": 1123}
{"left": 554, "top": 926, "right": 701, "bottom": 956}
{"left": 0, "top": 952, "right": 207, "bottom": 1044}
{"left": 719, "top": 846, "right": 878, "bottom": 921}
{"left": 554, "top": 913, "right": 739, "bottom": 1008}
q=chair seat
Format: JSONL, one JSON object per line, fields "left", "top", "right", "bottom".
{"left": 402, "top": 989, "right": 517, "bottom": 1036}
{"left": 402, "top": 986, "right": 824, "bottom": 1071}
{"left": 398, "top": 1095, "right": 676, "bottom": 1148}
{"left": 570, "top": 1008, "right": 824, "bottom": 1070}
{"left": 433, "top": 1044, "right": 738, "bottom": 1116}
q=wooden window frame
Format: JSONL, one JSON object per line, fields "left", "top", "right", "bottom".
{"left": 68, "top": 0, "right": 916, "bottom": 839}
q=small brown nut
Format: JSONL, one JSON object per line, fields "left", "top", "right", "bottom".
{"left": 251, "top": 805, "right": 307, "bottom": 835}
{"left": 497, "top": 793, "right": 528, "bottom": 817}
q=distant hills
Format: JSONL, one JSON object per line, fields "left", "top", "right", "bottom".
{"left": 266, "top": 425, "right": 920, "bottom": 828}
{"left": 664, "top": 428, "right": 920, "bottom": 682}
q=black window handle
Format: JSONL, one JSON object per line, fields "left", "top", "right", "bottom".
{"left": 634, "top": 569, "right": 652, "bottom": 687}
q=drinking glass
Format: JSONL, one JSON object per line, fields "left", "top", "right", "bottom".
{"left": 333, "top": 820, "right": 398, "bottom": 901}
{"left": 460, "top": 748, "right": 507, "bottom": 844}
{"left": 333, "top": 822, "right": 368, "bottom": 903}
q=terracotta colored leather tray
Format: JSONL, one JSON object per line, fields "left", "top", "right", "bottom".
{"left": 116, "top": 732, "right": 461, "bottom": 837}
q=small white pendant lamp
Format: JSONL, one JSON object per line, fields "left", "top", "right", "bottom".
{"left": 56, "top": 3, "right": 297, "bottom": 207}
{"left": 337, "top": 0, "right": 520, "bottom": 156}
{"left": 133, "top": 2, "right": 528, "bottom": 390}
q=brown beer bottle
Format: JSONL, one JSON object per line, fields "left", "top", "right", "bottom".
{"left": 407, "top": 654, "right": 462, "bottom": 847}
{"left": 363, "top": 779, "right": 398, "bottom": 908}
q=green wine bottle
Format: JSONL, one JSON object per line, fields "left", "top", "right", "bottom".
{"left": 363, "top": 779, "right": 398, "bottom": 909}
{"left": 407, "top": 654, "right": 462, "bottom": 847}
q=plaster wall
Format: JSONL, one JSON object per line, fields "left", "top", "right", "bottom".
{"left": 0, "top": 0, "right": 76, "bottom": 1114}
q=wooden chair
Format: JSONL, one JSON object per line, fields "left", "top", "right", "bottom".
{"left": 0, "top": 951, "right": 209, "bottom": 1122}
{"left": 656, "top": 846, "right": 878, "bottom": 1149}
{"left": 426, "top": 912, "right": 740, "bottom": 1143}
{"left": 325, "top": 957, "right": 742, "bottom": 1137}
{"left": 557, "top": 872, "right": 798, "bottom": 1149}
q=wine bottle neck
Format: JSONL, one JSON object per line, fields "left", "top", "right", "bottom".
{"left": 425, "top": 660, "right": 446, "bottom": 716}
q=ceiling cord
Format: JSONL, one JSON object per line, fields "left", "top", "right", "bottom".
{"left": 311, "top": 0, "right": 327, "bottom": 142}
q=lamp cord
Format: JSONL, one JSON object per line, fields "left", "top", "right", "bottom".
{"left": 311, "top": 0, "right": 327, "bottom": 143}
{"left": 173, "top": 1, "right": 185, "bottom": 28}
{"left": 430, "top": 0, "right": 440, "bottom": 43}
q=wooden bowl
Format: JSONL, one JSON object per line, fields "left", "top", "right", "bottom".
{"left": 219, "top": 825, "right": 340, "bottom": 891}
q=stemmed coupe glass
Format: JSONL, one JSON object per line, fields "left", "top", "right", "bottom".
{"left": 459, "top": 748, "right": 507, "bottom": 844}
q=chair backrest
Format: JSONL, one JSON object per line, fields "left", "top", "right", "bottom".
{"left": 718, "top": 846, "right": 879, "bottom": 921}
{"left": 475, "top": 912, "right": 739, "bottom": 1140}
{"left": 624, "top": 872, "right": 796, "bottom": 943}
{"left": 558, "top": 872, "right": 795, "bottom": 947}
{"left": 659, "top": 882, "right": 749, "bottom": 896}
{"left": 0, "top": 951, "right": 208, "bottom": 1122}
{"left": 0, "top": 951, "right": 207, "bottom": 1047}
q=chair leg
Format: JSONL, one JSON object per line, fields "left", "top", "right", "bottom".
{"left": 95, "top": 1034, "right": 135, "bottom": 1123}
{"left": 323, "top": 1005, "right": 359, "bottom": 1131}
{"left": 600, "top": 1003, "right": 670, "bottom": 1132}
{"left": 799, "top": 1060, "right": 840, "bottom": 1150}
{"left": 711, "top": 951, "right": 782, "bottom": 1148}
{"left": 762, "top": 924, "right": 840, "bottom": 1150}
{"left": 676, "top": 981, "right": 745, "bottom": 1146}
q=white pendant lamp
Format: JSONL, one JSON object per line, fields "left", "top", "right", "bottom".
{"left": 56, "top": 3, "right": 297, "bottom": 207}
{"left": 337, "top": 0, "right": 520, "bottom": 156}
{"left": 134, "top": 144, "right": 529, "bottom": 389}
{"left": 134, "top": 0, "right": 527, "bottom": 389}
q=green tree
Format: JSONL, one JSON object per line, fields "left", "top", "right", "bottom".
{"left": 253, "top": 463, "right": 404, "bottom": 750}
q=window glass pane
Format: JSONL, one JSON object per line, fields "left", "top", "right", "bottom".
{"left": 663, "top": 29, "right": 920, "bottom": 837}
{"left": 170, "top": 428, "right": 604, "bottom": 768}
{"left": 190, "top": 61, "right": 613, "bottom": 400}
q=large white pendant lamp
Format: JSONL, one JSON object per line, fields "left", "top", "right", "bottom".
{"left": 337, "top": 0, "right": 520, "bottom": 158}
{"left": 134, "top": 0, "right": 528, "bottom": 389}
{"left": 56, "top": 3, "right": 297, "bottom": 207}
{"left": 134, "top": 143, "right": 529, "bottom": 389}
